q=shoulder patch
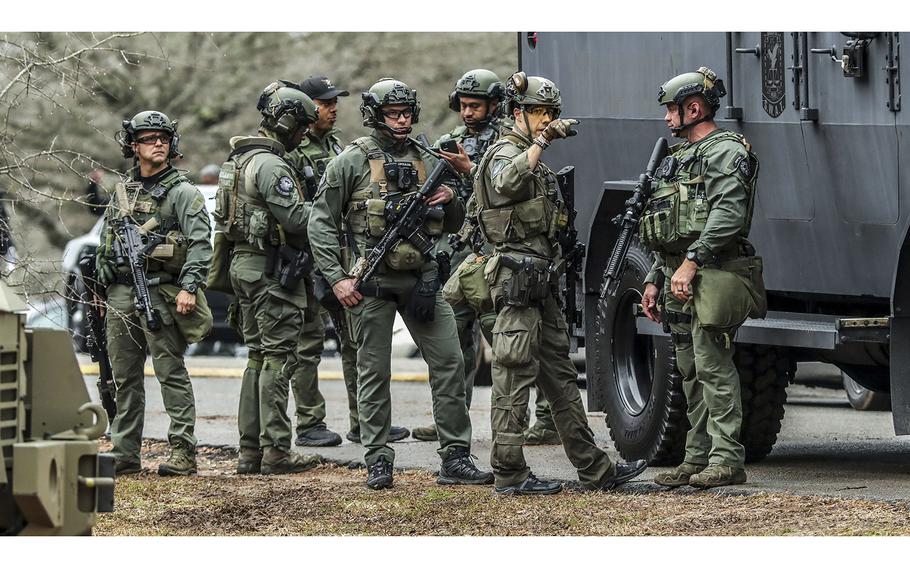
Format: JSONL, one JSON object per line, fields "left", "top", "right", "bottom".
{"left": 491, "top": 158, "right": 509, "bottom": 179}
{"left": 276, "top": 176, "right": 295, "bottom": 197}
{"left": 736, "top": 155, "right": 753, "bottom": 179}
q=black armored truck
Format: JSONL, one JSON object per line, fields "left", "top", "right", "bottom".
{"left": 520, "top": 32, "right": 909, "bottom": 464}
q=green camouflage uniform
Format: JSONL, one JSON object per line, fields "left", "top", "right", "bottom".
{"left": 475, "top": 130, "right": 617, "bottom": 489}
{"left": 99, "top": 166, "right": 212, "bottom": 465}
{"left": 221, "top": 134, "right": 314, "bottom": 455}
{"left": 286, "top": 128, "right": 360, "bottom": 435}
{"left": 641, "top": 128, "right": 760, "bottom": 470}
{"left": 308, "top": 130, "right": 473, "bottom": 467}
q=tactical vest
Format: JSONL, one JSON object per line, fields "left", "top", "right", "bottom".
{"left": 639, "top": 130, "right": 759, "bottom": 255}
{"left": 473, "top": 133, "right": 567, "bottom": 248}
{"left": 306, "top": 132, "right": 344, "bottom": 177}
{"left": 106, "top": 169, "right": 194, "bottom": 277}
{"left": 213, "top": 144, "right": 282, "bottom": 253}
{"left": 343, "top": 136, "right": 443, "bottom": 271}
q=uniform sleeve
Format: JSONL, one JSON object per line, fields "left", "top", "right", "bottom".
{"left": 173, "top": 185, "right": 213, "bottom": 290}
{"left": 688, "top": 143, "right": 751, "bottom": 262}
{"left": 308, "top": 154, "right": 354, "bottom": 286}
{"left": 256, "top": 156, "right": 311, "bottom": 235}
{"left": 644, "top": 254, "right": 665, "bottom": 286}
{"left": 488, "top": 145, "right": 536, "bottom": 200}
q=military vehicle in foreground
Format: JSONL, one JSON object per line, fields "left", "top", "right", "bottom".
{"left": 520, "top": 32, "right": 908, "bottom": 464}
{"left": 0, "top": 278, "right": 114, "bottom": 535}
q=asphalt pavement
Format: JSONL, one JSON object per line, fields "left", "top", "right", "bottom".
{"left": 82, "top": 356, "right": 910, "bottom": 503}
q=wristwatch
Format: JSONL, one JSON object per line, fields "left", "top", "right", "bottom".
{"left": 182, "top": 282, "right": 198, "bottom": 294}
{"left": 685, "top": 250, "right": 703, "bottom": 267}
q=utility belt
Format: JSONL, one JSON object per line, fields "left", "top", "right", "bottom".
{"left": 661, "top": 240, "right": 754, "bottom": 272}
{"left": 499, "top": 254, "right": 557, "bottom": 308}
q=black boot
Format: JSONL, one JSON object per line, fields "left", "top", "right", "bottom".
{"left": 437, "top": 447, "right": 494, "bottom": 485}
{"left": 494, "top": 473, "right": 563, "bottom": 496}
{"left": 366, "top": 456, "right": 393, "bottom": 490}
{"left": 295, "top": 424, "right": 343, "bottom": 447}
{"left": 597, "top": 459, "right": 648, "bottom": 490}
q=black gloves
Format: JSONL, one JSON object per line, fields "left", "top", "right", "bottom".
{"left": 407, "top": 278, "right": 439, "bottom": 322}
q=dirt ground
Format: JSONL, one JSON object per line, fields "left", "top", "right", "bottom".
{"left": 92, "top": 440, "right": 910, "bottom": 536}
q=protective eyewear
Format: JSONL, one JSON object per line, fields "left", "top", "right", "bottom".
{"left": 526, "top": 106, "right": 561, "bottom": 120}
{"left": 135, "top": 133, "right": 173, "bottom": 145}
{"left": 382, "top": 109, "right": 414, "bottom": 120}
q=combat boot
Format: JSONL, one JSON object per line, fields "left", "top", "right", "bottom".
{"left": 158, "top": 446, "right": 197, "bottom": 477}
{"left": 654, "top": 462, "right": 706, "bottom": 488}
{"left": 346, "top": 425, "right": 411, "bottom": 444}
{"left": 494, "top": 473, "right": 563, "bottom": 496}
{"left": 688, "top": 464, "right": 747, "bottom": 489}
{"left": 592, "top": 459, "right": 648, "bottom": 490}
{"left": 295, "top": 424, "right": 342, "bottom": 447}
{"left": 114, "top": 459, "right": 141, "bottom": 475}
{"left": 366, "top": 456, "right": 393, "bottom": 490}
{"left": 236, "top": 447, "right": 263, "bottom": 475}
{"left": 261, "top": 446, "right": 322, "bottom": 475}
{"left": 524, "top": 423, "right": 561, "bottom": 445}
{"left": 411, "top": 424, "right": 438, "bottom": 441}
{"left": 437, "top": 447, "right": 494, "bottom": 485}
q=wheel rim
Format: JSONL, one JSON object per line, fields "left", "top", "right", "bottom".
{"left": 611, "top": 287, "right": 655, "bottom": 416}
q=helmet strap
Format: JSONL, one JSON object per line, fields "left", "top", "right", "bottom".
{"left": 520, "top": 107, "right": 533, "bottom": 139}
{"left": 671, "top": 106, "right": 715, "bottom": 137}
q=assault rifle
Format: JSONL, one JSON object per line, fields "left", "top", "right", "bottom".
{"left": 77, "top": 253, "right": 117, "bottom": 423}
{"left": 350, "top": 158, "right": 455, "bottom": 289}
{"left": 111, "top": 217, "right": 165, "bottom": 331}
{"left": 555, "top": 166, "right": 585, "bottom": 346}
{"left": 600, "top": 137, "right": 669, "bottom": 299}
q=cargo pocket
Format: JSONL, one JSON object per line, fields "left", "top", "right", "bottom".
{"left": 492, "top": 307, "right": 540, "bottom": 368}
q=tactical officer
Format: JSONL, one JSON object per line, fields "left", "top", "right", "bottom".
{"left": 308, "top": 78, "right": 492, "bottom": 490}
{"left": 287, "top": 75, "right": 409, "bottom": 447}
{"left": 214, "top": 81, "right": 323, "bottom": 475}
{"left": 96, "top": 111, "right": 213, "bottom": 476}
{"left": 410, "top": 69, "right": 515, "bottom": 442}
{"left": 474, "top": 73, "right": 647, "bottom": 495}
{"left": 643, "top": 68, "right": 763, "bottom": 489}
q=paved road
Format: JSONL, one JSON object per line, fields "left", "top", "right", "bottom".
{"left": 84, "top": 358, "right": 910, "bottom": 502}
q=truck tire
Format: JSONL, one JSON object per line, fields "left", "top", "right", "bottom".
{"left": 734, "top": 345, "right": 793, "bottom": 463}
{"left": 842, "top": 372, "right": 891, "bottom": 411}
{"left": 594, "top": 238, "right": 687, "bottom": 466}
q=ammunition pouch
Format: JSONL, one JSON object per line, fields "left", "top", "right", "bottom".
{"left": 499, "top": 255, "right": 554, "bottom": 308}
{"left": 478, "top": 195, "right": 557, "bottom": 245}
{"left": 145, "top": 229, "right": 188, "bottom": 277}
{"left": 207, "top": 231, "right": 235, "bottom": 294}
{"left": 640, "top": 180, "right": 709, "bottom": 252}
